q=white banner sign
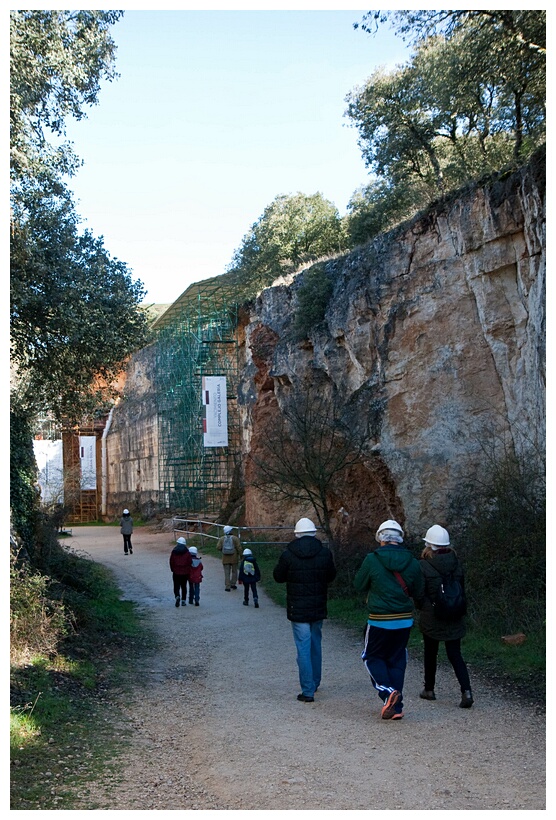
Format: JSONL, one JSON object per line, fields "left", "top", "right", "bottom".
{"left": 202, "top": 376, "right": 228, "bottom": 447}
{"left": 79, "top": 436, "right": 97, "bottom": 490}
{"left": 33, "top": 439, "right": 64, "bottom": 505}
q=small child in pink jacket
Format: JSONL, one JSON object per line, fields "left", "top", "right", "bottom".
{"left": 187, "top": 546, "right": 204, "bottom": 606}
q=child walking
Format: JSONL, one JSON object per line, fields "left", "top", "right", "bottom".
{"left": 187, "top": 546, "right": 204, "bottom": 606}
{"left": 239, "top": 548, "right": 261, "bottom": 607}
{"left": 169, "top": 536, "right": 192, "bottom": 607}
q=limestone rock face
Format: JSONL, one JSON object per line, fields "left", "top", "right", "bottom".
{"left": 240, "top": 152, "right": 545, "bottom": 539}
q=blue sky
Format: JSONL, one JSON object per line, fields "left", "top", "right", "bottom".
{"left": 61, "top": 8, "right": 412, "bottom": 305}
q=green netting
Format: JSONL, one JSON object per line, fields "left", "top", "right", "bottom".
{"left": 153, "top": 281, "right": 240, "bottom": 516}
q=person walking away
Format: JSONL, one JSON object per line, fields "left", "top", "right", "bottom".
{"left": 120, "top": 509, "right": 134, "bottom": 555}
{"left": 216, "top": 525, "right": 241, "bottom": 591}
{"left": 169, "top": 536, "right": 193, "bottom": 607}
{"left": 353, "top": 519, "right": 424, "bottom": 721}
{"left": 187, "top": 546, "right": 204, "bottom": 606}
{"left": 239, "top": 548, "right": 261, "bottom": 607}
{"left": 416, "top": 524, "right": 473, "bottom": 708}
{"left": 273, "top": 517, "right": 336, "bottom": 703}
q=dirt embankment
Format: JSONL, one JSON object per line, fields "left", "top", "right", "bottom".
{"left": 67, "top": 526, "right": 546, "bottom": 811}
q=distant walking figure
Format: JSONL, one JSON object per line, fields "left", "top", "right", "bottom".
{"left": 187, "top": 546, "right": 204, "bottom": 606}
{"left": 273, "top": 517, "right": 336, "bottom": 703}
{"left": 239, "top": 548, "right": 261, "bottom": 607}
{"left": 120, "top": 509, "right": 134, "bottom": 555}
{"left": 169, "top": 536, "right": 193, "bottom": 607}
{"left": 416, "top": 524, "right": 473, "bottom": 708}
{"left": 354, "top": 519, "right": 424, "bottom": 721}
{"left": 216, "top": 525, "right": 242, "bottom": 591}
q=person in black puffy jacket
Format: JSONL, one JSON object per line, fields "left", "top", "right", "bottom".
{"left": 416, "top": 524, "right": 474, "bottom": 708}
{"left": 273, "top": 517, "right": 336, "bottom": 703}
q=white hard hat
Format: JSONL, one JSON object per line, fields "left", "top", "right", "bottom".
{"left": 242, "top": 548, "right": 253, "bottom": 556}
{"left": 223, "top": 525, "right": 233, "bottom": 534}
{"left": 123, "top": 509, "right": 129, "bottom": 515}
{"left": 294, "top": 517, "right": 317, "bottom": 535}
{"left": 375, "top": 519, "right": 404, "bottom": 542}
{"left": 176, "top": 536, "right": 187, "bottom": 545}
{"left": 189, "top": 546, "right": 198, "bottom": 555}
{"left": 423, "top": 525, "right": 450, "bottom": 546}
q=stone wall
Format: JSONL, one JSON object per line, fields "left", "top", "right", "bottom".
{"left": 104, "top": 343, "right": 161, "bottom": 520}
{"left": 105, "top": 152, "right": 545, "bottom": 537}
{"left": 239, "top": 151, "right": 545, "bottom": 541}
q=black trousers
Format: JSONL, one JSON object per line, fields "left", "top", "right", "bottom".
{"left": 123, "top": 534, "right": 132, "bottom": 552}
{"left": 172, "top": 573, "right": 188, "bottom": 599}
{"left": 423, "top": 634, "right": 471, "bottom": 692}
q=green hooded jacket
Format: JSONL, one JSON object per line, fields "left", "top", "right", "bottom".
{"left": 354, "top": 545, "right": 425, "bottom": 621}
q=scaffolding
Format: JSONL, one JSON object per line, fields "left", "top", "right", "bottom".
{"left": 153, "top": 279, "right": 241, "bottom": 516}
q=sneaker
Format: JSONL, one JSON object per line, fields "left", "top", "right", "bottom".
{"left": 391, "top": 711, "right": 404, "bottom": 720}
{"left": 124, "top": 550, "right": 128, "bottom": 555}
{"left": 381, "top": 690, "right": 401, "bottom": 720}
{"left": 181, "top": 600, "right": 187, "bottom": 606}
{"left": 175, "top": 596, "right": 180, "bottom": 608}
{"left": 297, "top": 694, "right": 315, "bottom": 703}
{"left": 225, "top": 588, "right": 231, "bottom": 592}
{"left": 243, "top": 600, "right": 248, "bottom": 606}
{"left": 460, "top": 690, "right": 474, "bottom": 708}
{"left": 195, "top": 601, "right": 199, "bottom": 606}
{"left": 420, "top": 689, "right": 436, "bottom": 700}
{"left": 129, "top": 548, "right": 133, "bottom": 554}
{"left": 231, "top": 585, "right": 237, "bottom": 590}
{"left": 254, "top": 601, "right": 259, "bottom": 608}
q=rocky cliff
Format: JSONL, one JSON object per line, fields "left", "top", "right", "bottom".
{"left": 239, "top": 150, "right": 545, "bottom": 542}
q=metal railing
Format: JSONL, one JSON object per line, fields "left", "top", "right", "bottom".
{"left": 172, "top": 517, "right": 327, "bottom": 549}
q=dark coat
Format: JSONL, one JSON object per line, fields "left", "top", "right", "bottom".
{"left": 353, "top": 544, "right": 425, "bottom": 621}
{"left": 239, "top": 556, "right": 261, "bottom": 584}
{"left": 417, "top": 549, "right": 467, "bottom": 641}
{"left": 169, "top": 544, "right": 193, "bottom": 576}
{"left": 273, "top": 535, "right": 336, "bottom": 623}
{"left": 120, "top": 514, "right": 133, "bottom": 535}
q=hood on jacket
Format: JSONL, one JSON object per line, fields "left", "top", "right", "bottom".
{"left": 172, "top": 543, "right": 188, "bottom": 555}
{"left": 422, "top": 549, "right": 458, "bottom": 574}
{"left": 191, "top": 557, "right": 202, "bottom": 567}
{"left": 287, "top": 534, "right": 323, "bottom": 560}
{"left": 373, "top": 544, "right": 414, "bottom": 572}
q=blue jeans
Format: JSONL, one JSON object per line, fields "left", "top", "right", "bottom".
{"left": 291, "top": 620, "right": 323, "bottom": 697}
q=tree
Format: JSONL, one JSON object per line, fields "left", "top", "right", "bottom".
{"left": 10, "top": 10, "right": 123, "bottom": 191}
{"left": 10, "top": 10, "right": 150, "bottom": 423}
{"left": 228, "top": 192, "right": 346, "bottom": 295}
{"left": 351, "top": 10, "right": 545, "bottom": 167}
{"left": 11, "top": 186, "right": 150, "bottom": 421}
{"left": 248, "top": 391, "right": 368, "bottom": 537}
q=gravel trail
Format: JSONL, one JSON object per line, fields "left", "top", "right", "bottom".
{"left": 67, "top": 526, "right": 545, "bottom": 811}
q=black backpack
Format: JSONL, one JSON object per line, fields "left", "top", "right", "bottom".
{"left": 430, "top": 566, "right": 467, "bottom": 621}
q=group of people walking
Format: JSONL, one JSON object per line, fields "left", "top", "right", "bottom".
{"left": 273, "top": 515, "right": 473, "bottom": 718}
{"left": 119, "top": 507, "right": 473, "bottom": 719}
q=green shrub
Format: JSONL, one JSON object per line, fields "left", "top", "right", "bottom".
{"left": 448, "top": 437, "right": 545, "bottom": 636}
{"left": 293, "top": 264, "right": 334, "bottom": 339}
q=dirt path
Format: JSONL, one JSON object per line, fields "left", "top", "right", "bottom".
{"left": 67, "top": 526, "right": 545, "bottom": 811}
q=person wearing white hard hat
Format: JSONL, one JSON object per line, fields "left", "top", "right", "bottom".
{"left": 119, "top": 508, "right": 134, "bottom": 555}
{"left": 169, "top": 536, "right": 193, "bottom": 607}
{"left": 416, "top": 525, "right": 473, "bottom": 708}
{"left": 353, "top": 519, "right": 424, "bottom": 720}
{"left": 186, "top": 546, "right": 204, "bottom": 606}
{"left": 238, "top": 548, "right": 261, "bottom": 607}
{"left": 216, "top": 525, "right": 241, "bottom": 591}
{"left": 273, "top": 517, "right": 336, "bottom": 702}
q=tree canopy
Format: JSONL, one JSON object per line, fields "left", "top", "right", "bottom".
{"left": 227, "top": 192, "right": 346, "bottom": 295}
{"left": 10, "top": 10, "right": 150, "bottom": 424}
{"left": 344, "top": 10, "right": 545, "bottom": 245}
